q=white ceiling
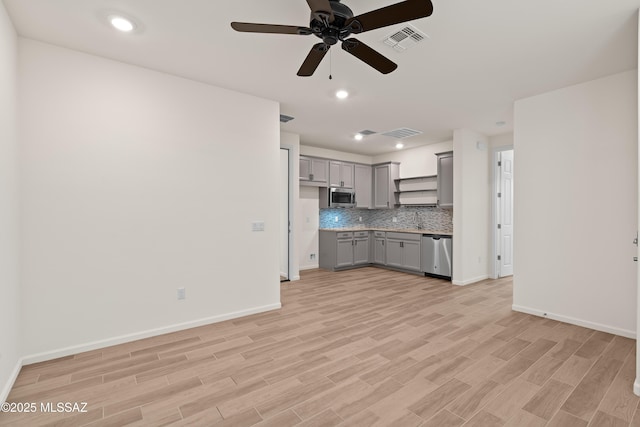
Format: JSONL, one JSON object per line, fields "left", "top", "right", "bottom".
{"left": 4, "top": 0, "right": 639, "bottom": 155}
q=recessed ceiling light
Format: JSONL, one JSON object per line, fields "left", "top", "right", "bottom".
{"left": 396, "top": 143, "right": 404, "bottom": 149}
{"left": 335, "top": 90, "right": 349, "bottom": 100}
{"left": 110, "top": 16, "right": 135, "bottom": 32}
{"left": 354, "top": 133, "right": 364, "bottom": 141}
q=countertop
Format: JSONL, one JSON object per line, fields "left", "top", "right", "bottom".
{"left": 319, "top": 227, "right": 453, "bottom": 236}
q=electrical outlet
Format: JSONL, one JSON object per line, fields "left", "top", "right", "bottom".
{"left": 334, "top": 216, "right": 339, "bottom": 222}
{"left": 177, "top": 287, "right": 186, "bottom": 300}
{"left": 358, "top": 216, "right": 363, "bottom": 222}
{"left": 392, "top": 217, "right": 398, "bottom": 223}
{"left": 310, "top": 253, "right": 316, "bottom": 260}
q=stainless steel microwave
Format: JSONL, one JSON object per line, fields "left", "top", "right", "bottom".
{"left": 320, "top": 187, "right": 356, "bottom": 208}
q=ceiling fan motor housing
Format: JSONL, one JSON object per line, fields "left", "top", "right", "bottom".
{"left": 310, "top": 0, "right": 355, "bottom": 45}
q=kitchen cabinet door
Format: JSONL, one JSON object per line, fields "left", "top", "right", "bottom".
{"left": 300, "top": 156, "right": 328, "bottom": 186}
{"left": 336, "top": 238, "right": 354, "bottom": 268}
{"left": 329, "top": 161, "right": 354, "bottom": 188}
{"left": 373, "top": 162, "right": 399, "bottom": 209}
{"left": 385, "top": 239, "right": 403, "bottom": 268}
{"left": 437, "top": 152, "right": 453, "bottom": 208}
{"left": 340, "top": 163, "right": 354, "bottom": 188}
{"left": 353, "top": 237, "right": 370, "bottom": 265}
{"left": 354, "top": 165, "right": 372, "bottom": 209}
{"left": 374, "top": 238, "right": 386, "bottom": 264}
{"left": 403, "top": 240, "right": 422, "bottom": 272}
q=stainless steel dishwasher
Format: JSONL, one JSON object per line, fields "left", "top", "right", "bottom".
{"left": 421, "top": 235, "right": 452, "bottom": 279}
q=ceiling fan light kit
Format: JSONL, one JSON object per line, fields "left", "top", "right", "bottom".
{"left": 231, "top": 0, "right": 433, "bottom": 76}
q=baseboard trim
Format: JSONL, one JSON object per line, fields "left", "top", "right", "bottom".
{"left": 512, "top": 304, "right": 636, "bottom": 339}
{"left": 299, "top": 265, "right": 319, "bottom": 271}
{"left": 452, "top": 275, "right": 489, "bottom": 286}
{"left": 635, "top": 379, "right": 640, "bottom": 397}
{"left": 1, "top": 358, "right": 23, "bottom": 404}
{"left": 22, "top": 303, "right": 282, "bottom": 366}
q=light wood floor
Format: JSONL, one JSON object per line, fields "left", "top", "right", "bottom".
{"left": 1, "top": 267, "right": 638, "bottom": 426}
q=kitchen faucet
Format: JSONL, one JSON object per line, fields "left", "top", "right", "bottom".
{"left": 413, "top": 211, "right": 422, "bottom": 229}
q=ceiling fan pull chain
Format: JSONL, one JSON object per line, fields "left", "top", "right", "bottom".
{"left": 329, "top": 48, "right": 333, "bottom": 80}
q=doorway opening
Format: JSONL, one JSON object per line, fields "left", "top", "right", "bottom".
{"left": 280, "top": 148, "right": 290, "bottom": 282}
{"left": 493, "top": 147, "right": 514, "bottom": 278}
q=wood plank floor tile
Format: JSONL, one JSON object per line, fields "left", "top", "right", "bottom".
{"left": 252, "top": 410, "right": 301, "bottom": 427}
{"left": 551, "top": 355, "right": 595, "bottom": 387}
{"left": 503, "top": 409, "right": 546, "bottom": 427}
{"left": 522, "top": 379, "right": 573, "bottom": 420}
{"left": 491, "top": 338, "right": 532, "bottom": 361}
{"left": 598, "top": 352, "right": 640, "bottom": 422}
{"left": 408, "top": 378, "right": 471, "bottom": 420}
{"left": 484, "top": 378, "right": 541, "bottom": 421}
{"left": 463, "top": 410, "right": 505, "bottom": 427}
{"left": 448, "top": 379, "right": 503, "bottom": 420}
{"left": 546, "top": 410, "right": 588, "bottom": 427}
{"left": 523, "top": 356, "right": 565, "bottom": 386}
{"left": 422, "top": 409, "right": 465, "bottom": 427}
{"left": 561, "top": 356, "right": 624, "bottom": 420}
{"left": 588, "top": 410, "right": 628, "bottom": 427}
{"left": 1, "top": 269, "right": 637, "bottom": 427}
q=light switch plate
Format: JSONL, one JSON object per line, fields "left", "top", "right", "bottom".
{"left": 252, "top": 221, "right": 265, "bottom": 232}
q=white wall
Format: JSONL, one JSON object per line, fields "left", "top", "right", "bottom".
{"left": 18, "top": 39, "right": 282, "bottom": 361}
{"left": 0, "top": 1, "right": 21, "bottom": 403}
{"left": 514, "top": 70, "right": 637, "bottom": 338}
{"left": 298, "top": 186, "right": 320, "bottom": 270}
{"left": 489, "top": 132, "right": 513, "bottom": 149}
{"left": 281, "top": 132, "right": 300, "bottom": 280}
{"left": 453, "top": 129, "right": 490, "bottom": 285}
{"left": 373, "top": 140, "right": 454, "bottom": 178}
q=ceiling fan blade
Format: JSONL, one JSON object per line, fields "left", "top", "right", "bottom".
{"left": 341, "top": 39, "right": 397, "bottom": 74}
{"left": 306, "top": 0, "right": 335, "bottom": 23}
{"left": 347, "top": 0, "right": 433, "bottom": 34}
{"left": 297, "top": 43, "right": 330, "bottom": 77}
{"left": 231, "top": 22, "right": 312, "bottom": 35}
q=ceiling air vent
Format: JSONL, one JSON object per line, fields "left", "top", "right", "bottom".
{"left": 382, "top": 24, "right": 429, "bottom": 52}
{"left": 358, "top": 130, "right": 377, "bottom": 136}
{"left": 382, "top": 128, "right": 423, "bottom": 139}
{"left": 280, "top": 114, "right": 295, "bottom": 123}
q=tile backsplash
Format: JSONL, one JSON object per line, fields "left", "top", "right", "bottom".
{"left": 320, "top": 206, "right": 453, "bottom": 232}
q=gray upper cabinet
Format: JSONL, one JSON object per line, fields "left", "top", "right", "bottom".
{"left": 373, "top": 162, "right": 400, "bottom": 209}
{"left": 354, "top": 164, "right": 372, "bottom": 209}
{"left": 329, "top": 161, "right": 354, "bottom": 188}
{"left": 436, "top": 151, "right": 453, "bottom": 208}
{"left": 300, "top": 156, "right": 328, "bottom": 186}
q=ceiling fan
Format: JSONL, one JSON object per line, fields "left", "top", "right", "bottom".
{"left": 231, "top": 0, "right": 433, "bottom": 77}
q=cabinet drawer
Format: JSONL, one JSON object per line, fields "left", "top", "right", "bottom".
{"left": 386, "top": 232, "right": 421, "bottom": 241}
{"left": 354, "top": 231, "right": 369, "bottom": 238}
{"left": 336, "top": 232, "right": 353, "bottom": 239}
{"left": 373, "top": 231, "right": 386, "bottom": 238}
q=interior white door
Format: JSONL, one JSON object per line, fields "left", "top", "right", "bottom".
{"left": 280, "top": 149, "right": 289, "bottom": 281}
{"left": 498, "top": 150, "right": 514, "bottom": 277}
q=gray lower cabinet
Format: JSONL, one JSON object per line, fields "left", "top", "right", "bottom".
{"left": 353, "top": 233, "right": 370, "bottom": 265}
{"left": 373, "top": 231, "right": 386, "bottom": 264}
{"left": 320, "top": 231, "right": 370, "bottom": 270}
{"left": 320, "top": 230, "right": 422, "bottom": 274}
{"left": 385, "top": 232, "right": 422, "bottom": 272}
